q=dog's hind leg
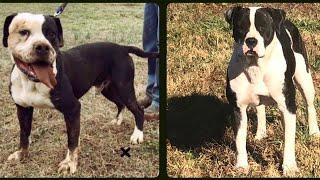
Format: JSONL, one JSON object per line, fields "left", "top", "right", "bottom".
{"left": 115, "top": 105, "right": 124, "bottom": 125}
{"left": 111, "top": 58, "right": 144, "bottom": 144}
{"left": 101, "top": 86, "right": 125, "bottom": 125}
{"left": 294, "top": 55, "right": 320, "bottom": 136}
{"left": 125, "top": 95, "right": 144, "bottom": 144}
{"left": 113, "top": 81, "right": 144, "bottom": 144}
{"left": 8, "top": 104, "right": 33, "bottom": 161}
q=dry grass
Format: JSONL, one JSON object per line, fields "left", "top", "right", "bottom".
{"left": 0, "top": 3, "right": 158, "bottom": 178}
{"left": 167, "top": 3, "right": 320, "bottom": 178}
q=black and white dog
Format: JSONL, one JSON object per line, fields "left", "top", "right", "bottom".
{"left": 3, "top": 13, "right": 158, "bottom": 173}
{"left": 225, "top": 7, "right": 320, "bottom": 175}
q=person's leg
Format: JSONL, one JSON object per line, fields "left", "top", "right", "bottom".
{"left": 152, "top": 4, "right": 159, "bottom": 108}
{"left": 150, "top": 58, "right": 159, "bottom": 109}
{"left": 140, "top": 3, "right": 159, "bottom": 108}
{"left": 145, "top": 4, "right": 160, "bottom": 120}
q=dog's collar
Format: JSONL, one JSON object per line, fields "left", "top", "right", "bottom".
{"left": 15, "top": 64, "right": 40, "bottom": 82}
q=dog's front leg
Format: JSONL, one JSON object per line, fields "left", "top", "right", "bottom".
{"left": 58, "top": 102, "right": 81, "bottom": 174}
{"left": 255, "top": 105, "right": 267, "bottom": 140}
{"left": 8, "top": 104, "right": 33, "bottom": 161}
{"left": 234, "top": 104, "right": 249, "bottom": 172}
{"left": 278, "top": 104, "right": 299, "bottom": 176}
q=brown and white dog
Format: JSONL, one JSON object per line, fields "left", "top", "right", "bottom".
{"left": 225, "top": 7, "right": 320, "bottom": 175}
{"left": 3, "top": 13, "right": 158, "bottom": 173}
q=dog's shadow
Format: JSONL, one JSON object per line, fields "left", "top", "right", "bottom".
{"left": 167, "top": 93, "right": 273, "bottom": 168}
{"left": 166, "top": 94, "right": 232, "bottom": 149}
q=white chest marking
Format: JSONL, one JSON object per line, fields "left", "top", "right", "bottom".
{"left": 10, "top": 66, "right": 54, "bottom": 108}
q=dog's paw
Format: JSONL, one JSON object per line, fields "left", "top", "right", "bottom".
{"left": 309, "top": 130, "right": 320, "bottom": 137}
{"left": 130, "top": 127, "right": 143, "bottom": 144}
{"left": 7, "top": 149, "right": 28, "bottom": 161}
{"left": 58, "top": 149, "right": 78, "bottom": 174}
{"left": 58, "top": 158, "right": 77, "bottom": 174}
{"left": 282, "top": 163, "right": 299, "bottom": 177}
{"left": 116, "top": 114, "right": 123, "bottom": 125}
{"left": 116, "top": 120, "right": 122, "bottom": 125}
{"left": 111, "top": 117, "right": 123, "bottom": 126}
{"left": 111, "top": 119, "right": 118, "bottom": 124}
{"left": 111, "top": 114, "right": 123, "bottom": 125}
{"left": 235, "top": 163, "right": 249, "bottom": 174}
{"left": 254, "top": 132, "right": 267, "bottom": 140}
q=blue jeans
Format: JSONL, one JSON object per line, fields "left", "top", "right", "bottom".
{"left": 143, "top": 3, "right": 159, "bottom": 108}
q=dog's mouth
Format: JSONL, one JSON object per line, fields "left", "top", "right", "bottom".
{"left": 245, "top": 50, "right": 265, "bottom": 58}
{"left": 245, "top": 50, "right": 258, "bottom": 57}
{"left": 14, "top": 57, "right": 57, "bottom": 89}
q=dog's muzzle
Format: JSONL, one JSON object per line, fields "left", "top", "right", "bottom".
{"left": 243, "top": 38, "right": 264, "bottom": 58}
{"left": 14, "top": 57, "right": 57, "bottom": 89}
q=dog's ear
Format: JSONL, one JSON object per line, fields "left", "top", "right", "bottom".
{"left": 3, "top": 13, "right": 17, "bottom": 48}
{"left": 265, "top": 8, "right": 286, "bottom": 32}
{"left": 53, "top": 17, "right": 64, "bottom": 47}
{"left": 225, "top": 6, "right": 242, "bottom": 27}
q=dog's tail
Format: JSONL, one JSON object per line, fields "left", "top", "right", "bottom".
{"left": 125, "top": 46, "right": 159, "bottom": 59}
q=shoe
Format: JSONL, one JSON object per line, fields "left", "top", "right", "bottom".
{"left": 144, "top": 104, "right": 159, "bottom": 121}
{"left": 138, "top": 95, "right": 152, "bottom": 108}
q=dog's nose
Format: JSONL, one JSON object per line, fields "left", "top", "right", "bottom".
{"left": 245, "top": 38, "right": 258, "bottom": 49}
{"left": 34, "top": 44, "right": 50, "bottom": 56}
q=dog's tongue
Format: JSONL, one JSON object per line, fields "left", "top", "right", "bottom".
{"left": 31, "top": 63, "right": 57, "bottom": 89}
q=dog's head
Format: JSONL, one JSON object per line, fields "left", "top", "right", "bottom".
{"left": 3, "top": 13, "right": 64, "bottom": 89}
{"left": 225, "top": 6, "right": 285, "bottom": 58}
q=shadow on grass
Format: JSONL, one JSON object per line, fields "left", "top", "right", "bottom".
{"left": 166, "top": 93, "right": 232, "bottom": 150}
{"left": 167, "top": 93, "right": 271, "bottom": 167}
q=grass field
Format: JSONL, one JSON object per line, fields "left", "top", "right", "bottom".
{"left": 167, "top": 3, "right": 320, "bottom": 178}
{"left": 0, "top": 3, "right": 159, "bottom": 177}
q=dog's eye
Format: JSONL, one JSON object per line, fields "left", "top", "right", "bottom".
{"left": 258, "top": 26, "right": 265, "bottom": 32}
{"left": 237, "top": 29, "right": 246, "bottom": 35}
{"left": 19, "top": 29, "right": 30, "bottom": 36}
{"left": 48, "top": 32, "right": 56, "bottom": 38}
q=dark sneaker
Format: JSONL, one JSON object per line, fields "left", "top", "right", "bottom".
{"left": 144, "top": 104, "right": 159, "bottom": 121}
{"left": 138, "top": 95, "right": 152, "bottom": 108}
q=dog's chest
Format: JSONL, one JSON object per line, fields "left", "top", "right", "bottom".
{"left": 230, "top": 66, "right": 276, "bottom": 106}
{"left": 10, "top": 66, "right": 54, "bottom": 108}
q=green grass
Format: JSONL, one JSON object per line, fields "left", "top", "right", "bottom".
{"left": 0, "top": 3, "right": 158, "bottom": 178}
{"left": 167, "top": 3, "right": 320, "bottom": 178}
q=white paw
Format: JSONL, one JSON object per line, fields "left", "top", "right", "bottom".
{"left": 58, "top": 149, "right": 78, "bottom": 174}
{"left": 309, "top": 129, "right": 320, "bottom": 137}
{"left": 282, "top": 162, "right": 299, "bottom": 176}
{"left": 254, "top": 131, "right": 267, "bottom": 140}
{"left": 130, "top": 126, "right": 143, "bottom": 144}
{"left": 111, "top": 114, "right": 123, "bottom": 125}
{"left": 111, "top": 119, "right": 117, "bottom": 124}
{"left": 7, "top": 150, "right": 28, "bottom": 161}
{"left": 58, "top": 159, "right": 77, "bottom": 174}
{"left": 235, "top": 162, "right": 249, "bottom": 174}
{"left": 8, "top": 151, "right": 22, "bottom": 161}
{"left": 116, "top": 120, "right": 122, "bottom": 125}
{"left": 116, "top": 114, "right": 123, "bottom": 125}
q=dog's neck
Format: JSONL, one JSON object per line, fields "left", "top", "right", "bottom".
{"left": 243, "top": 62, "right": 261, "bottom": 84}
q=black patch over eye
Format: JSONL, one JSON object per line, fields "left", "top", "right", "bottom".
{"left": 258, "top": 26, "right": 263, "bottom": 31}
{"left": 48, "top": 31, "right": 56, "bottom": 38}
{"left": 19, "top": 29, "right": 30, "bottom": 36}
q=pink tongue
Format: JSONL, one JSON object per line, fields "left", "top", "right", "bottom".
{"left": 31, "top": 64, "right": 57, "bottom": 89}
